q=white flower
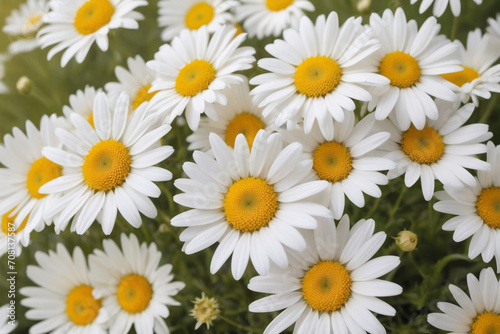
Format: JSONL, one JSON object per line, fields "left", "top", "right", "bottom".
{"left": 89, "top": 233, "right": 185, "bottom": 334}
{"left": 250, "top": 12, "right": 388, "bottom": 138}
{"left": 410, "top": 0, "right": 482, "bottom": 17}
{"left": 249, "top": 215, "right": 402, "bottom": 334}
{"left": 428, "top": 267, "right": 500, "bottom": 333}
{"left": 0, "top": 304, "right": 16, "bottom": 333}
{"left": 62, "top": 85, "right": 102, "bottom": 129}
{"left": 19, "top": 244, "right": 109, "bottom": 334}
{"left": 434, "top": 142, "right": 500, "bottom": 272}
{"left": 39, "top": 92, "right": 173, "bottom": 235}
{"left": 147, "top": 25, "right": 255, "bottom": 130}
{"left": 171, "top": 130, "right": 331, "bottom": 280}
{"left": 38, "top": 0, "right": 147, "bottom": 67}
{"left": 487, "top": 13, "right": 500, "bottom": 40}
{"left": 367, "top": 8, "right": 461, "bottom": 131}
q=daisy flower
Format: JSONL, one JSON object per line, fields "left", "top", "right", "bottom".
{"left": 281, "top": 111, "right": 395, "bottom": 219}
{"left": 380, "top": 99, "right": 491, "bottom": 201}
{"left": 186, "top": 78, "right": 276, "bottom": 152}
{"left": 37, "top": 0, "right": 147, "bottom": 67}
{"left": 250, "top": 12, "right": 389, "bottom": 137}
{"left": 367, "top": 8, "right": 461, "bottom": 131}
{"left": 487, "top": 14, "right": 500, "bottom": 40}
{"left": 62, "top": 85, "right": 102, "bottom": 129}
{"left": 441, "top": 29, "right": 500, "bottom": 106}
{"left": 171, "top": 130, "right": 331, "bottom": 280}
{"left": 147, "top": 25, "right": 255, "bottom": 130}
{"left": 234, "top": 0, "right": 314, "bottom": 39}
{"left": 158, "top": 0, "right": 238, "bottom": 42}
{"left": 19, "top": 243, "right": 108, "bottom": 334}
{"left": 0, "top": 208, "right": 30, "bottom": 257}
{"left": 89, "top": 233, "right": 185, "bottom": 334}
{"left": 410, "top": 0, "right": 482, "bottom": 17}
{"left": 433, "top": 142, "right": 500, "bottom": 271}
{"left": 249, "top": 214, "right": 402, "bottom": 334}
{"left": 428, "top": 267, "right": 500, "bottom": 333}
{"left": 39, "top": 92, "right": 173, "bottom": 235}
{"left": 0, "top": 304, "right": 16, "bottom": 333}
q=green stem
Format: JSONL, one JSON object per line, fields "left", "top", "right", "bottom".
{"left": 141, "top": 221, "right": 152, "bottom": 243}
{"left": 450, "top": 15, "right": 460, "bottom": 41}
{"left": 385, "top": 186, "right": 408, "bottom": 230}
{"left": 219, "top": 315, "right": 254, "bottom": 333}
{"left": 479, "top": 93, "right": 499, "bottom": 124}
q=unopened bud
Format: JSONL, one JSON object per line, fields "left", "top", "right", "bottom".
{"left": 394, "top": 230, "right": 417, "bottom": 252}
{"left": 158, "top": 223, "right": 170, "bottom": 233}
{"left": 357, "top": 0, "right": 371, "bottom": 12}
{"left": 16, "top": 76, "right": 32, "bottom": 95}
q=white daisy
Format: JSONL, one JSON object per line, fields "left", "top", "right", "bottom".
{"left": 39, "top": 92, "right": 174, "bottom": 235}
{"left": 428, "top": 267, "right": 500, "bottom": 333}
{"left": 487, "top": 14, "right": 500, "bottom": 41}
{"left": 380, "top": 99, "right": 492, "bottom": 201}
{"left": 147, "top": 25, "right": 256, "bottom": 130}
{"left": 250, "top": 12, "right": 389, "bottom": 138}
{"left": 62, "top": 85, "right": 102, "bottom": 129}
{"left": 186, "top": 78, "right": 276, "bottom": 152}
{"left": 410, "top": 0, "right": 482, "bottom": 17}
{"left": 433, "top": 141, "right": 500, "bottom": 271}
{"left": 89, "top": 233, "right": 185, "bottom": 334}
{"left": 0, "top": 208, "right": 30, "bottom": 258}
{"left": 234, "top": 0, "right": 314, "bottom": 39}
{"left": 367, "top": 8, "right": 461, "bottom": 131}
{"left": 19, "top": 243, "right": 108, "bottom": 334}
{"left": 249, "top": 214, "right": 402, "bottom": 334}
{"left": 0, "top": 304, "right": 16, "bottom": 333}
{"left": 37, "top": 0, "right": 147, "bottom": 67}
{"left": 158, "top": 0, "right": 238, "bottom": 42}
{"left": 171, "top": 130, "right": 331, "bottom": 280}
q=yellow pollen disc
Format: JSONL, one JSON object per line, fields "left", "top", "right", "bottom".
{"left": 441, "top": 66, "right": 480, "bottom": 87}
{"left": 132, "top": 84, "right": 157, "bottom": 110}
{"left": 470, "top": 312, "right": 500, "bottom": 334}
{"left": 265, "top": 0, "right": 294, "bottom": 11}
{"left": 28, "top": 14, "right": 42, "bottom": 26}
{"left": 313, "top": 142, "right": 352, "bottom": 183}
{"left": 175, "top": 59, "right": 216, "bottom": 97}
{"left": 1, "top": 208, "right": 28, "bottom": 235}
{"left": 379, "top": 51, "right": 421, "bottom": 88}
{"left": 224, "top": 113, "right": 265, "bottom": 150}
{"left": 223, "top": 177, "right": 278, "bottom": 233}
{"left": 82, "top": 139, "right": 131, "bottom": 191}
{"left": 294, "top": 56, "right": 342, "bottom": 98}
{"left": 476, "top": 187, "right": 500, "bottom": 229}
{"left": 26, "top": 157, "right": 63, "bottom": 199}
{"left": 401, "top": 125, "right": 444, "bottom": 164}
{"left": 185, "top": 2, "right": 215, "bottom": 30}
{"left": 302, "top": 261, "right": 352, "bottom": 312}
{"left": 74, "top": 0, "right": 115, "bottom": 35}
{"left": 87, "top": 113, "right": 95, "bottom": 129}
{"left": 65, "top": 285, "right": 101, "bottom": 326}
{"left": 117, "top": 274, "right": 153, "bottom": 314}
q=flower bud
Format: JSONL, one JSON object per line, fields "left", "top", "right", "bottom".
{"left": 16, "top": 76, "right": 32, "bottom": 95}
{"left": 394, "top": 230, "right": 417, "bottom": 252}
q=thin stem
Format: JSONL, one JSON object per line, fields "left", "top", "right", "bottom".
{"left": 479, "top": 93, "right": 499, "bottom": 124}
{"left": 219, "top": 315, "right": 255, "bottom": 333}
{"left": 141, "top": 221, "right": 152, "bottom": 243}
{"left": 450, "top": 15, "right": 460, "bottom": 40}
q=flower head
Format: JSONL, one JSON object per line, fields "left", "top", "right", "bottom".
{"left": 190, "top": 292, "right": 220, "bottom": 330}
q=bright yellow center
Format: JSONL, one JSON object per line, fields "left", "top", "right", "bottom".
{"left": 313, "top": 142, "right": 352, "bottom": 183}
{"left": 1, "top": 208, "right": 28, "bottom": 235}
{"left": 379, "top": 51, "right": 421, "bottom": 88}
{"left": 223, "top": 178, "right": 278, "bottom": 233}
{"left": 26, "top": 157, "right": 63, "bottom": 199}
{"left": 28, "top": 14, "right": 42, "bottom": 26}
{"left": 265, "top": 0, "right": 294, "bottom": 11}
{"left": 185, "top": 2, "right": 214, "bottom": 30}
{"left": 401, "top": 125, "right": 444, "bottom": 164}
{"left": 441, "top": 66, "right": 480, "bottom": 87}
{"left": 175, "top": 59, "right": 216, "bottom": 97}
{"left": 294, "top": 56, "right": 342, "bottom": 98}
{"left": 132, "top": 84, "right": 157, "bottom": 110}
{"left": 302, "top": 261, "right": 352, "bottom": 312}
{"left": 65, "top": 285, "right": 101, "bottom": 326}
{"left": 224, "top": 113, "right": 265, "bottom": 150}
{"left": 117, "top": 274, "right": 152, "bottom": 314}
{"left": 471, "top": 312, "right": 500, "bottom": 334}
{"left": 82, "top": 140, "right": 131, "bottom": 191}
{"left": 476, "top": 187, "right": 500, "bottom": 229}
{"left": 74, "top": 0, "right": 115, "bottom": 35}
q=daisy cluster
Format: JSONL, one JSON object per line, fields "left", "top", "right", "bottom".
{"left": 0, "top": 0, "right": 500, "bottom": 333}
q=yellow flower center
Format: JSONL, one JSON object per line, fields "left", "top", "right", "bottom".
{"left": 401, "top": 125, "right": 444, "bottom": 164}
{"left": 471, "top": 312, "right": 500, "bottom": 334}
{"left": 82, "top": 139, "right": 131, "bottom": 192}
{"left": 117, "top": 274, "right": 153, "bottom": 314}
{"left": 223, "top": 178, "right": 278, "bottom": 233}
{"left": 26, "top": 157, "right": 63, "bottom": 199}
{"left": 175, "top": 59, "right": 216, "bottom": 97}
{"left": 132, "top": 84, "right": 157, "bottom": 110}
{"left": 1, "top": 208, "right": 28, "bottom": 235}
{"left": 379, "top": 51, "right": 421, "bottom": 88}
{"left": 224, "top": 113, "right": 265, "bottom": 150}
{"left": 476, "top": 187, "right": 500, "bottom": 229}
{"left": 302, "top": 261, "right": 352, "bottom": 312}
{"left": 28, "top": 14, "right": 42, "bottom": 26}
{"left": 294, "top": 56, "right": 342, "bottom": 98}
{"left": 65, "top": 285, "right": 101, "bottom": 326}
{"left": 265, "top": 0, "right": 294, "bottom": 11}
{"left": 234, "top": 23, "right": 244, "bottom": 37}
{"left": 185, "top": 2, "right": 214, "bottom": 30}
{"left": 441, "top": 66, "right": 480, "bottom": 87}
{"left": 313, "top": 142, "right": 352, "bottom": 183}
{"left": 74, "top": 0, "right": 115, "bottom": 35}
